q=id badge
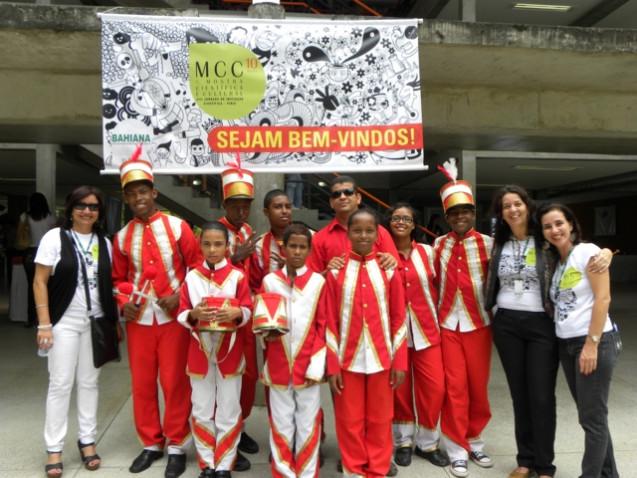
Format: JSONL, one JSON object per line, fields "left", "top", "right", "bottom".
{"left": 514, "top": 279, "right": 524, "bottom": 295}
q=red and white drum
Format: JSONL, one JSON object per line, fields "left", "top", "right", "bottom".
{"left": 252, "top": 292, "right": 289, "bottom": 335}
{"left": 197, "top": 297, "right": 239, "bottom": 332}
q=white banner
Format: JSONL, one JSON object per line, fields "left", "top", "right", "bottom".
{"left": 100, "top": 13, "right": 424, "bottom": 174}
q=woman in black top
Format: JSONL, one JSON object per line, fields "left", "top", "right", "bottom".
{"left": 485, "top": 185, "right": 610, "bottom": 478}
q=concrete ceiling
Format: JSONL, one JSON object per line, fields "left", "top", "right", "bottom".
{"left": 3, "top": 1, "right": 637, "bottom": 209}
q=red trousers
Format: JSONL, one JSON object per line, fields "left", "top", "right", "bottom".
{"left": 127, "top": 320, "right": 191, "bottom": 448}
{"left": 440, "top": 326, "right": 492, "bottom": 452}
{"left": 333, "top": 370, "right": 393, "bottom": 478}
{"left": 394, "top": 344, "right": 445, "bottom": 430}
{"left": 240, "top": 325, "right": 258, "bottom": 420}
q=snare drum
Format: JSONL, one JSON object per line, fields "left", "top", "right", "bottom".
{"left": 197, "top": 297, "right": 239, "bottom": 332}
{"left": 252, "top": 292, "right": 289, "bottom": 334}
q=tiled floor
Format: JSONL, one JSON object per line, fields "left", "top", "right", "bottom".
{"left": 1, "top": 284, "right": 635, "bottom": 478}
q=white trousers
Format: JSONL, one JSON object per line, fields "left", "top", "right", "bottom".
{"left": 269, "top": 385, "right": 321, "bottom": 478}
{"left": 442, "top": 435, "right": 485, "bottom": 462}
{"left": 44, "top": 313, "right": 100, "bottom": 452}
{"left": 393, "top": 423, "right": 440, "bottom": 451}
{"left": 190, "top": 364, "right": 242, "bottom": 471}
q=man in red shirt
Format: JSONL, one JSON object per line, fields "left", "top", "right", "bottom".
{"left": 307, "top": 175, "right": 398, "bottom": 273}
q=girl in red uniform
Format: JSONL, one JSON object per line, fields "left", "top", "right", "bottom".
{"left": 387, "top": 203, "right": 449, "bottom": 469}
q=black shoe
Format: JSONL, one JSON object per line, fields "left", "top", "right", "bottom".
{"left": 337, "top": 459, "right": 343, "bottom": 473}
{"left": 199, "top": 468, "right": 215, "bottom": 478}
{"left": 165, "top": 454, "right": 187, "bottom": 478}
{"left": 386, "top": 461, "right": 398, "bottom": 477}
{"left": 233, "top": 451, "right": 251, "bottom": 472}
{"left": 129, "top": 450, "right": 164, "bottom": 473}
{"left": 394, "top": 447, "right": 412, "bottom": 467}
{"left": 414, "top": 447, "right": 450, "bottom": 467}
{"left": 215, "top": 471, "right": 232, "bottom": 478}
{"left": 237, "top": 432, "right": 259, "bottom": 454}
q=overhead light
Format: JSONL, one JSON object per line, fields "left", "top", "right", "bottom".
{"left": 192, "top": 178, "right": 202, "bottom": 186}
{"left": 317, "top": 181, "right": 327, "bottom": 187}
{"left": 513, "top": 3, "right": 572, "bottom": 12}
{"left": 514, "top": 165, "right": 577, "bottom": 172}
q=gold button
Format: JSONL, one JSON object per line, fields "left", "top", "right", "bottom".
{"left": 362, "top": 284, "right": 366, "bottom": 288}
{"left": 149, "top": 260, "right": 154, "bottom": 264}
{"left": 457, "top": 268, "right": 461, "bottom": 272}
{"left": 363, "top": 304, "right": 368, "bottom": 308}
{"left": 404, "top": 267, "right": 409, "bottom": 271}
{"left": 458, "top": 256, "right": 462, "bottom": 260}
{"left": 406, "top": 282, "right": 410, "bottom": 287}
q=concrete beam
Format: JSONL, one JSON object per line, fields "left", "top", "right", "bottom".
{"left": 2, "top": 3, "right": 637, "bottom": 155}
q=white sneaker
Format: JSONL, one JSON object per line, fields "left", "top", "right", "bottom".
{"left": 450, "top": 459, "right": 469, "bottom": 477}
{"left": 469, "top": 451, "right": 493, "bottom": 468}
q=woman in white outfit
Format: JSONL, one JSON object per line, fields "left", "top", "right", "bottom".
{"left": 33, "top": 186, "right": 118, "bottom": 478}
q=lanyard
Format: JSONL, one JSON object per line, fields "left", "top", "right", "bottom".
{"left": 71, "top": 230, "right": 95, "bottom": 264}
{"left": 552, "top": 248, "right": 573, "bottom": 300}
{"left": 511, "top": 236, "right": 530, "bottom": 275}
{"left": 68, "top": 230, "right": 97, "bottom": 318}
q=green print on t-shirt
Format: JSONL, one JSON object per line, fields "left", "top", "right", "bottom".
{"left": 560, "top": 267, "right": 582, "bottom": 290}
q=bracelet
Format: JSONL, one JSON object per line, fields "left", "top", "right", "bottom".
{"left": 35, "top": 304, "right": 48, "bottom": 309}
{"left": 37, "top": 324, "right": 53, "bottom": 330}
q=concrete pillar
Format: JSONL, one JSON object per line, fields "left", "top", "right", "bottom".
{"left": 35, "top": 144, "right": 57, "bottom": 210}
{"left": 459, "top": 0, "right": 477, "bottom": 22}
{"left": 246, "top": 0, "right": 286, "bottom": 408}
{"left": 246, "top": 0, "right": 286, "bottom": 233}
{"left": 459, "top": 150, "right": 477, "bottom": 200}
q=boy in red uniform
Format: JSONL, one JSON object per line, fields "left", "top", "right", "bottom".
{"left": 249, "top": 189, "right": 292, "bottom": 291}
{"left": 112, "top": 148, "right": 201, "bottom": 478}
{"left": 177, "top": 221, "right": 253, "bottom": 478}
{"left": 434, "top": 162, "right": 494, "bottom": 477}
{"left": 325, "top": 208, "right": 407, "bottom": 478}
{"left": 217, "top": 165, "right": 259, "bottom": 467}
{"left": 257, "top": 223, "right": 326, "bottom": 478}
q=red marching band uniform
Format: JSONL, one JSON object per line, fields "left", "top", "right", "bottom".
{"left": 393, "top": 242, "right": 446, "bottom": 452}
{"left": 433, "top": 168, "right": 494, "bottom": 464}
{"left": 258, "top": 266, "right": 327, "bottom": 478}
{"left": 249, "top": 230, "right": 284, "bottom": 291}
{"left": 177, "top": 259, "right": 252, "bottom": 472}
{"left": 325, "top": 251, "right": 407, "bottom": 478}
{"left": 218, "top": 166, "right": 259, "bottom": 428}
{"left": 112, "top": 154, "right": 201, "bottom": 453}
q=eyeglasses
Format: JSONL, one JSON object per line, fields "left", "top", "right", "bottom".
{"left": 330, "top": 188, "right": 356, "bottom": 199}
{"left": 73, "top": 202, "right": 99, "bottom": 212}
{"left": 390, "top": 215, "right": 414, "bottom": 224}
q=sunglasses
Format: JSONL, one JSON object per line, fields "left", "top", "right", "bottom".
{"left": 390, "top": 215, "right": 414, "bottom": 224}
{"left": 330, "top": 188, "right": 356, "bottom": 199}
{"left": 73, "top": 202, "right": 100, "bottom": 212}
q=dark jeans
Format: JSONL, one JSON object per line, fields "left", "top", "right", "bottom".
{"left": 560, "top": 330, "right": 621, "bottom": 478}
{"left": 493, "top": 308, "right": 558, "bottom": 476}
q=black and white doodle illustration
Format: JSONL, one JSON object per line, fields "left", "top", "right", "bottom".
{"left": 101, "top": 15, "right": 423, "bottom": 173}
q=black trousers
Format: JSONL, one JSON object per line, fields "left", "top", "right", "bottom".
{"left": 560, "top": 331, "right": 620, "bottom": 478}
{"left": 493, "top": 308, "right": 559, "bottom": 476}
{"left": 23, "top": 247, "right": 38, "bottom": 326}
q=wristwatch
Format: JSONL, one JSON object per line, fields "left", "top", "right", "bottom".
{"left": 588, "top": 334, "right": 601, "bottom": 344}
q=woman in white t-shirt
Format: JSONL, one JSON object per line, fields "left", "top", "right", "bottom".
{"left": 19, "top": 192, "right": 56, "bottom": 326}
{"left": 33, "top": 186, "right": 119, "bottom": 478}
{"left": 539, "top": 203, "right": 620, "bottom": 478}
